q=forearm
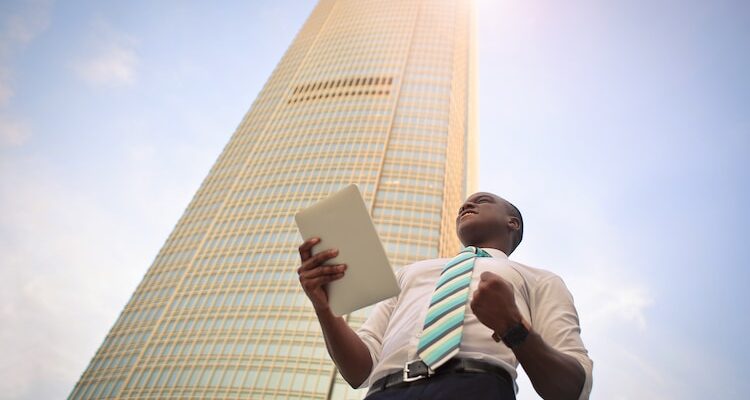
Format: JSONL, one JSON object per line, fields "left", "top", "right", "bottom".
{"left": 315, "top": 308, "right": 373, "bottom": 387}
{"left": 513, "top": 330, "right": 586, "bottom": 400}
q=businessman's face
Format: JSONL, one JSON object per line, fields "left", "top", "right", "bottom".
{"left": 455, "top": 192, "right": 512, "bottom": 246}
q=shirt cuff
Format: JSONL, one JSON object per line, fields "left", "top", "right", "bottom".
{"left": 571, "top": 353, "right": 593, "bottom": 400}
{"left": 353, "top": 331, "right": 381, "bottom": 389}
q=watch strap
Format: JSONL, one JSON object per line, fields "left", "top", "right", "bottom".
{"left": 492, "top": 321, "right": 529, "bottom": 348}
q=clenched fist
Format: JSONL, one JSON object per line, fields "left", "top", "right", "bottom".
{"left": 470, "top": 271, "right": 523, "bottom": 338}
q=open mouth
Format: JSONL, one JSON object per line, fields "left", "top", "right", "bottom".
{"left": 459, "top": 211, "right": 477, "bottom": 220}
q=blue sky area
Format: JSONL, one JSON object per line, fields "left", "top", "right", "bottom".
{"left": 0, "top": 0, "right": 748, "bottom": 399}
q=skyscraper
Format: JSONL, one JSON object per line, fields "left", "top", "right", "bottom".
{"left": 69, "top": 0, "right": 478, "bottom": 398}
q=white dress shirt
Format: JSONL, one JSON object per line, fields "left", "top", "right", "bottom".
{"left": 356, "top": 247, "right": 593, "bottom": 399}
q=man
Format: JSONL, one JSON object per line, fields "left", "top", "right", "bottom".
{"left": 297, "top": 192, "right": 592, "bottom": 399}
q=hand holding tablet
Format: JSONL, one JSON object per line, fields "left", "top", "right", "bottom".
{"left": 295, "top": 184, "right": 400, "bottom": 316}
{"left": 296, "top": 238, "right": 347, "bottom": 313}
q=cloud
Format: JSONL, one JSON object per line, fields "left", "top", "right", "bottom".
{"left": 0, "top": 132, "right": 211, "bottom": 399}
{"left": 0, "top": 0, "right": 53, "bottom": 148}
{"left": 0, "top": 162, "right": 131, "bottom": 398}
{"left": 481, "top": 167, "right": 665, "bottom": 399}
{"left": 3, "top": 10, "right": 48, "bottom": 48}
{"left": 0, "top": 0, "right": 53, "bottom": 54}
{"left": 73, "top": 43, "right": 138, "bottom": 86}
{"left": 484, "top": 162, "right": 744, "bottom": 398}
{"left": 576, "top": 274, "right": 653, "bottom": 331}
{"left": 0, "top": 158, "right": 165, "bottom": 399}
{"left": 72, "top": 22, "right": 139, "bottom": 87}
{"left": 0, "top": 67, "right": 13, "bottom": 106}
{"left": 0, "top": 113, "right": 31, "bottom": 147}
{"left": 0, "top": 0, "right": 53, "bottom": 105}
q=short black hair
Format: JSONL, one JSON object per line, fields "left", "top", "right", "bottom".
{"left": 505, "top": 201, "right": 524, "bottom": 253}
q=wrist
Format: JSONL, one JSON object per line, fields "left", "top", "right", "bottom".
{"left": 314, "top": 304, "right": 334, "bottom": 318}
{"left": 489, "top": 311, "right": 523, "bottom": 341}
{"left": 492, "top": 317, "right": 531, "bottom": 349}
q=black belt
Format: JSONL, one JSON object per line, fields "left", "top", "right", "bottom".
{"left": 367, "top": 358, "right": 512, "bottom": 397}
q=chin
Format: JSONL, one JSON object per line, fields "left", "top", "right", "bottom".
{"left": 457, "top": 226, "right": 480, "bottom": 246}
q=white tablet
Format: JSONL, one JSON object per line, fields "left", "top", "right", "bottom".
{"left": 295, "top": 184, "right": 400, "bottom": 316}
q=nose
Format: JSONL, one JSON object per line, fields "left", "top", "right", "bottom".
{"left": 458, "top": 201, "right": 477, "bottom": 215}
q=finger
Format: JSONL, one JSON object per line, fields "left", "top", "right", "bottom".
{"left": 469, "top": 297, "right": 480, "bottom": 314}
{"left": 306, "top": 272, "right": 345, "bottom": 288}
{"left": 300, "top": 264, "right": 347, "bottom": 280}
{"left": 482, "top": 276, "right": 494, "bottom": 294}
{"left": 298, "top": 237, "right": 321, "bottom": 261}
{"left": 299, "top": 248, "right": 339, "bottom": 272}
{"left": 473, "top": 285, "right": 486, "bottom": 301}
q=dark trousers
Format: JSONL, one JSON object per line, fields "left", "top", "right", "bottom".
{"left": 364, "top": 372, "right": 516, "bottom": 400}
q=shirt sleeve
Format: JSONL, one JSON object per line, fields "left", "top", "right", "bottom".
{"left": 353, "top": 268, "right": 402, "bottom": 387}
{"left": 531, "top": 276, "right": 593, "bottom": 400}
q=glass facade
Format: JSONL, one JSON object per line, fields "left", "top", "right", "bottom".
{"left": 69, "top": 0, "right": 477, "bottom": 399}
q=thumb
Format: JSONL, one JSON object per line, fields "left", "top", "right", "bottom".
{"left": 480, "top": 271, "right": 496, "bottom": 281}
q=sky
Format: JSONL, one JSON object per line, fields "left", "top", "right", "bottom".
{"left": 0, "top": 0, "right": 748, "bottom": 399}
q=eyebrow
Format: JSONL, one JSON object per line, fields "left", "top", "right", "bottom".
{"left": 458, "top": 195, "right": 494, "bottom": 212}
{"left": 471, "top": 195, "right": 494, "bottom": 202}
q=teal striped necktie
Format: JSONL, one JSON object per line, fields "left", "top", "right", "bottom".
{"left": 416, "top": 246, "right": 492, "bottom": 370}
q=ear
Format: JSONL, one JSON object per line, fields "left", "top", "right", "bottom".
{"left": 507, "top": 216, "right": 520, "bottom": 233}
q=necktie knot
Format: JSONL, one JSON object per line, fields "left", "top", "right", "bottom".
{"left": 461, "top": 246, "right": 492, "bottom": 258}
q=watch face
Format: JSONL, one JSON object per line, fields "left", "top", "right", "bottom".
{"left": 502, "top": 323, "right": 529, "bottom": 348}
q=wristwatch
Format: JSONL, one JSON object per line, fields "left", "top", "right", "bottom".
{"left": 492, "top": 320, "right": 530, "bottom": 348}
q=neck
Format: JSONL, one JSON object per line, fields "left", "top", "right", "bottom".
{"left": 468, "top": 237, "right": 511, "bottom": 256}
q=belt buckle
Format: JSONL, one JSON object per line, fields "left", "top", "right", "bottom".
{"left": 403, "top": 360, "right": 432, "bottom": 382}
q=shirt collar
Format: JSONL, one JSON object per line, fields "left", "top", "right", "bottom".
{"left": 481, "top": 247, "right": 509, "bottom": 260}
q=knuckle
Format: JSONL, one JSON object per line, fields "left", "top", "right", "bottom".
{"left": 472, "top": 293, "right": 484, "bottom": 306}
